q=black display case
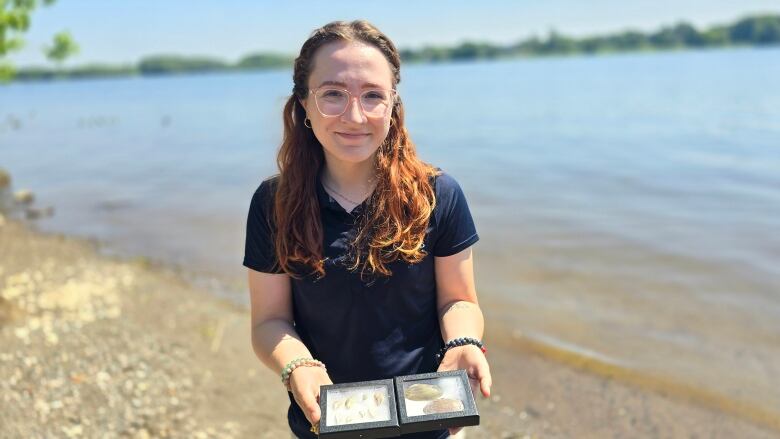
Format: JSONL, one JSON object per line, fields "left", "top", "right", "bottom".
{"left": 318, "top": 379, "right": 400, "bottom": 438}
{"left": 317, "top": 370, "right": 479, "bottom": 437}
{"left": 393, "top": 370, "right": 480, "bottom": 435}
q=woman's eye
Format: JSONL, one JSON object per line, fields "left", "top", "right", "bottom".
{"left": 364, "top": 91, "right": 385, "bottom": 100}
{"left": 321, "top": 90, "right": 345, "bottom": 99}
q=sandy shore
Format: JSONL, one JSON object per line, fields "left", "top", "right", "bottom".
{"left": 1, "top": 216, "right": 777, "bottom": 438}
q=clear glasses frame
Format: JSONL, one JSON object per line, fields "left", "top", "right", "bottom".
{"left": 309, "top": 86, "right": 398, "bottom": 118}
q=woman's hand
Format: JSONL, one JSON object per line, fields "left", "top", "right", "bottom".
{"left": 288, "top": 365, "right": 334, "bottom": 429}
{"left": 437, "top": 344, "right": 492, "bottom": 436}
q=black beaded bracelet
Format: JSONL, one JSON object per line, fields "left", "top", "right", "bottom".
{"left": 434, "top": 337, "right": 487, "bottom": 363}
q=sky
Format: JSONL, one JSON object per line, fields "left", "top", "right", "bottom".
{"left": 7, "top": 0, "right": 780, "bottom": 67}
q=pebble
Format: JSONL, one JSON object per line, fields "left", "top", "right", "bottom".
{"left": 61, "top": 424, "right": 83, "bottom": 438}
{"left": 0, "top": 168, "right": 10, "bottom": 188}
{"left": 45, "top": 332, "right": 59, "bottom": 345}
{"left": 35, "top": 399, "right": 51, "bottom": 416}
{"left": 14, "top": 189, "right": 35, "bottom": 204}
{"left": 519, "top": 410, "right": 528, "bottom": 420}
{"left": 96, "top": 371, "right": 111, "bottom": 383}
{"left": 14, "top": 327, "right": 30, "bottom": 340}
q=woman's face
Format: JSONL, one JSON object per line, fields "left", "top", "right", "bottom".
{"left": 302, "top": 40, "right": 395, "bottom": 166}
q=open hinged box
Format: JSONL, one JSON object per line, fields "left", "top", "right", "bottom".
{"left": 317, "top": 370, "right": 479, "bottom": 438}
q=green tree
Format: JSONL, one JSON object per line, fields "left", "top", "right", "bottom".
{"left": 138, "top": 55, "right": 228, "bottom": 74}
{"left": 701, "top": 26, "right": 730, "bottom": 46}
{"left": 0, "top": 0, "right": 57, "bottom": 81}
{"left": 730, "top": 16, "right": 780, "bottom": 44}
{"left": 44, "top": 30, "right": 78, "bottom": 69}
{"left": 611, "top": 31, "right": 649, "bottom": 50}
{"left": 541, "top": 30, "right": 576, "bottom": 54}
{"left": 236, "top": 53, "right": 292, "bottom": 69}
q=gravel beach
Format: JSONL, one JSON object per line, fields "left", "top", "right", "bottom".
{"left": 1, "top": 217, "right": 777, "bottom": 438}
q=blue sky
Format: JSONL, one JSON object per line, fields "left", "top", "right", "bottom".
{"left": 8, "top": 0, "right": 780, "bottom": 67}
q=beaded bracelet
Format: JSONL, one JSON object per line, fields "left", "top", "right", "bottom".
{"left": 434, "top": 337, "right": 487, "bottom": 363}
{"left": 281, "top": 357, "right": 326, "bottom": 390}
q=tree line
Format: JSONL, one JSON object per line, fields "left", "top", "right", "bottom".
{"left": 8, "top": 14, "right": 780, "bottom": 82}
{"left": 401, "top": 14, "right": 780, "bottom": 62}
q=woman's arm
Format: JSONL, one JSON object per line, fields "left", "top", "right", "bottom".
{"left": 434, "top": 246, "right": 492, "bottom": 435}
{"left": 248, "top": 268, "right": 332, "bottom": 427}
{"left": 435, "top": 246, "right": 491, "bottom": 388}
{"left": 435, "top": 246, "right": 484, "bottom": 343}
{"left": 248, "top": 268, "right": 309, "bottom": 370}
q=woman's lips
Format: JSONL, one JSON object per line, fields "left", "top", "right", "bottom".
{"left": 336, "top": 132, "right": 370, "bottom": 139}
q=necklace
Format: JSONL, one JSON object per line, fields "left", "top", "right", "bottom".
{"left": 322, "top": 181, "right": 373, "bottom": 205}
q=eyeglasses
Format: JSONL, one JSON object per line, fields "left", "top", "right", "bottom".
{"left": 309, "top": 87, "right": 397, "bottom": 118}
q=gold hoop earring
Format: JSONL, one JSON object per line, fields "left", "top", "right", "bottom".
{"left": 304, "top": 118, "right": 312, "bottom": 129}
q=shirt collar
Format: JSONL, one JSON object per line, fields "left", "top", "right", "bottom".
{"left": 315, "top": 167, "right": 368, "bottom": 216}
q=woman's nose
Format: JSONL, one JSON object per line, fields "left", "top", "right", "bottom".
{"left": 341, "top": 96, "right": 366, "bottom": 123}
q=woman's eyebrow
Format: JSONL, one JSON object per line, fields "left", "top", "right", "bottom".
{"left": 317, "top": 80, "right": 385, "bottom": 89}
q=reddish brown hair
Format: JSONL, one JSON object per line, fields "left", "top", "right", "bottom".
{"left": 274, "top": 20, "right": 440, "bottom": 279}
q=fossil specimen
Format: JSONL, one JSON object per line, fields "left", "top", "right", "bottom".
{"left": 422, "top": 398, "right": 465, "bottom": 415}
{"left": 404, "top": 383, "right": 444, "bottom": 401}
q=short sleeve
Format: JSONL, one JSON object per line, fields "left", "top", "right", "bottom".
{"left": 432, "top": 172, "right": 479, "bottom": 257}
{"left": 243, "top": 177, "right": 284, "bottom": 273}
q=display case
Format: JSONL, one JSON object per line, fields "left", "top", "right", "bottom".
{"left": 318, "top": 379, "right": 400, "bottom": 438}
{"left": 317, "top": 370, "right": 479, "bottom": 437}
{"left": 393, "top": 370, "right": 480, "bottom": 435}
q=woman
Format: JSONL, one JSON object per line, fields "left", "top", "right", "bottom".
{"left": 244, "top": 20, "right": 491, "bottom": 438}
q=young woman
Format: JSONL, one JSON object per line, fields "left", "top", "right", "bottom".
{"left": 244, "top": 20, "right": 491, "bottom": 438}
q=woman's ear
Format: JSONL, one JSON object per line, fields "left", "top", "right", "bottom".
{"left": 298, "top": 97, "right": 307, "bottom": 113}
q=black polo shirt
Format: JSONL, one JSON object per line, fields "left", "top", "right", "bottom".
{"left": 243, "top": 169, "right": 479, "bottom": 439}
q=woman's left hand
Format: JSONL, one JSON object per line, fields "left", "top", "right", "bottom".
{"left": 436, "top": 344, "right": 492, "bottom": 436}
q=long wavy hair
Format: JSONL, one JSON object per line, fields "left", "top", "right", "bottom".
{"left": 274, "top": 20, "right": 440, "bottom": 279}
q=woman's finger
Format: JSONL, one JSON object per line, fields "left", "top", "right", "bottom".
{"left": 476, "top": 358, "right": 492, "bottom": 397}
{"left": 304, "top": 391, "right": 322, "bottom": 425}
{"left": 294, "top": 385, "right": 321, "bottom": 425}
{"left": 480, "top": 374, "right": 492, "bottom": 398}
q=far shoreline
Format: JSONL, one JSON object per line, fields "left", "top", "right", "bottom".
{"left": 3, "top": 45, "right": 777, "bottom": 88}
{"left": 4, "top": 13, "right": 779, "bottom": 84}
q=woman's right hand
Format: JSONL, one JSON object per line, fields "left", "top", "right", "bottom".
{"left": 289, "top": 365, "right": 334, "bottom": 427}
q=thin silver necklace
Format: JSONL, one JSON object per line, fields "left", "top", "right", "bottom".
{"left": 322, "top": 180, "right": 374, "bottom": 205}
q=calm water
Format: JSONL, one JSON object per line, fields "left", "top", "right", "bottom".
{"left": 2, "top": 47, "right": 779, "bottom": 426}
